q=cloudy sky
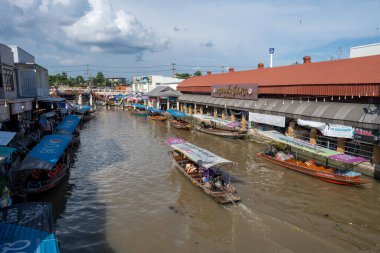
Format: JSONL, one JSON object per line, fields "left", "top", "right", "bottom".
{"left": 0, "top": 0, "right": 379, "bottom": 79}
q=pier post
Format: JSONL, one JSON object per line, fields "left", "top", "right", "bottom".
{"left": 214, "top": 108, "right": 217, "bottom": 117}
{"left": 309, "top": 128, "right": 317, "bottom": 144}
{"left": 337, "top": 138, "right": 345, "bottom": 153}
{"left": 287, "top": 121, "right": 296, "bottom": 137}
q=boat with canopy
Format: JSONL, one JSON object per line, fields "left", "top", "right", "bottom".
{"left": 192, "top": 114, "right": 247, "bottom": 138}
{"left": 165, "top": 110, "right": 191, "bottom": 130}
{"left": 54, "top": 114, "right": 81, "bottom": 143}
{"left": 166, "top": 138, "right": 240, "bottom": 203}
{"left": 147, "top": 107, "right": 166, "bottom": 121}
{"left": 0, "top": 202, "right": 60, "bottom": 253}
{"left": 11, "top": 134, "right": 72, "bottom": 194}
{"left": 131, "top": 103, "right": 148, "bottom": 116}
{"left": 0, "top": 146, "right": 18, "bottom": 208}
{"left": 257, "top": 130, "right": 368, "bottom": 185}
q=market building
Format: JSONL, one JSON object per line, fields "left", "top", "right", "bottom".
{"left": 177, "top": 55, "right": 380, "bottom": 171}
{"left": 132, "top": 75, "right": 184, "bottom": 93}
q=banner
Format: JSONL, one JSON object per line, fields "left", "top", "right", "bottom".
{"left": 297, "top": 119, "right": 326, "bottom": 131}
{"left": 297, "top": 119, "right": 354, "bottom": 139}
{"left": 249, "top": 112, "right": 285, "bottom": 128}
{"left": 322, "top": 124, "right": 353, "bottom": 139}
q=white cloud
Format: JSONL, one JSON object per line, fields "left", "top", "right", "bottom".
{"left": 62, "top": 0, "right": 170, "bottom": 53}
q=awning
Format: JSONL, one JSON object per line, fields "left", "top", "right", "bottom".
{"left": 38, "top": 97, "right": 66, "bottom": 102}
{"left": 179, "top": 94, "right": 380, "bottom": 129}
{"left": 0, "top": 131, "right": 16, "bottom": 146}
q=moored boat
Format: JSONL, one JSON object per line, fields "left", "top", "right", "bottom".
{"left": 0, "top": 202, "right": 60, "bottom": 253}
{"left": 256, "top": 131, "right": 368, "bottom": 185}
{"left": 11, "top": 134, "right": 73, "bottom": 194}
{"left": 166, "top": 110, "right": 191, "bottom": 130}
{"left": 131, "top": 103, "right": 148, "bottom": 116}
{"left": 194, "top": 124, "right": 246, "bottom": 139}
{"left": 166, "top": 138, "right": 240, "bottom": 204}
{"left": 147, "top": 107, "right": 167, "bottom": 121}
{"left": 257, "top": 151, "right": 365, "bottom": 185}
{"left": 54, "top": 114, "right": 81, "bottom": 143}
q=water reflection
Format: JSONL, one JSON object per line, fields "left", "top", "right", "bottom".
{"left": 25, "top": 107, "right": 380, "bottom": 252}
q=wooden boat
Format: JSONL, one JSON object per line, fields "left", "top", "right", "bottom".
{"left": 170, "top": 119, "right": 191, "bottom": 130}
{"left": 192, "top": 114, "right": 246, "bottom": 132}
{"left": 54, "top": 114, "right": 81, "bottom": 144}
{"left": 147, "top": 107, "right": 167, "bottom": 121}
{"left": 0, "top": 203, "right": 60, "bottom": 252}
{"left": 166, "top": 110, "right": 191, "bottom": 130}
{"left": 148, "top": 115, "right": 167, "bottom": 121}
{"left": 257, "top": 152, "right": 365, "bottom": 185}
{"left": 166, "top": 138, "right": 240, "bottom": 204}
{"left": 131, "top": 103, "right": 147, "bottom": 116}
{"left": 131, "top": 109, "right": 148, "bottom": 116}
{"left": 257, "top": 130, "right": 368, "bottom": 185}
{"left": 195, "top": 124, "right": 246, "bottom": 139}
{"left": 11, "top": 134, "right": 73, "bottom": 194}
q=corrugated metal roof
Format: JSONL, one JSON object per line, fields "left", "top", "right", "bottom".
{"left": 179, "top": 94, "right": 380, "bottom": 129}
{"left": 177, "top": 55, "right": 380, "bottom": 93}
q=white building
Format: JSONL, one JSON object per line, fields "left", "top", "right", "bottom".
{"left": 132, "top": 75, "right": 184, "bottom": 93}
{"left": 0, "top": 44, "right": 17, "bottom": 99}
{"left": 350, "top": 43, "right": 380, "bottom": 58}
{"left": 8, "top": 45, "right": 49, "bottom": 98}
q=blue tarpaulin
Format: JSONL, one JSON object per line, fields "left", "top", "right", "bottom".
{"left": 54, "top": 115, "right": 81, "bottom": 135}
{"left": 166, "top": 110, "right": 189, "bottom": 118}
{"left": 0, "top": 202, "right": 60, "bottom": 253}
{"left": 16, "top": 134, "right": 72, "bottom": 171}
{"left": 78, "top": 105, "right": 91, "bottom": 114}
{"left": 147, "top": 107, "right": 163, "bottom": 113}
{"left": 132, "top": 104, "right": 146, "bottom": 109}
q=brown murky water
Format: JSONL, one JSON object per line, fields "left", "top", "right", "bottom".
{"left": 35, "top": 107, "right": 380, "bottom": 252}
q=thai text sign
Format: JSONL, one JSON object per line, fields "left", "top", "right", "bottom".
{"left": 211, "top": 84, "right": 258, "bottom": 100}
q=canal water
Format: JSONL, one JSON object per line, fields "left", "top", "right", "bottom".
{"left": 32, "top": 107, "right": 380, "bottom": 253}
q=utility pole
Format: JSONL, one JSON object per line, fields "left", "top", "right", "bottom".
{"left": 172, "top": 62, "right": 176, "bottom": 77}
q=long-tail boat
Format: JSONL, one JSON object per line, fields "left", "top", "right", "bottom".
{"left": 147, "top": 107, "right": 167, "bottom": 121}
{"left": 257, "top": 130, "right": 368, "bottom": 185}
{"left": 0, "top": 202, "right": 60, "bottom": 252}
{"left": 131, "top": 103, "right": 148, "bottom": 116}
{"left": 11, "top": 134, "right": 72, "bottom": 194}
{"left": 194, "top": 123, "right": 246, "bottom": 139}
{"left": 54, "top": 114, "right": 81, "bottom": 143}
{"left": 166, "top": 110, "right": 191, "bottom": 130}
{"left": 166, "top": 138, "right": 240, "bottom": 204}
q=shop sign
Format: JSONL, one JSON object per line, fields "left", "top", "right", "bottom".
{"left": 354, "top": 128, "right": 379, "bottom": 143}
{"left": 322, "top": 124, "right": 353, "bottom": 139}
{"left": 211, "top": 84, "right": 258, "bottom": 100}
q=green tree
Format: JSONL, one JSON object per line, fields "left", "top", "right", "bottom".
{"left": 94, "top": 72, "right": 106, "bottom": 86}
{"left": 193, "top": 70, "right": 202, "bottom": 76}
{"left": 176, "top": 73, "right": 191, "bottom": 79}
{"left": 74, "top": 76, "right": 85, "bottom": 86}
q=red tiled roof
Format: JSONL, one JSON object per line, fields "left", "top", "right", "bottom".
{"left": 177, "top": 55, "right": 380, "bottom": 92}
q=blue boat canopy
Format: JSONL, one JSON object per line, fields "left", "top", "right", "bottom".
{"left": 16, "top": 134, "right": 72, "bottom": 171}
{"left": 78, "top": 105, "right": 92, "bottom": 114}
{"left": 132, "top": 103, "right": 146, "bottom": 109}
{"left": 0, "top": 202, "right": 60, "bottom": 253}
{"left": 0, "top": 131, "right": 17, "bottom": 146}
{"left": 147, "top": 107, "right": 163, "bottom": 113}
{"left": 166, "top": 109, "right": 189, "bottom": 118}
{"left": 54, "top": 115, "right": 81, "bottom": 135}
